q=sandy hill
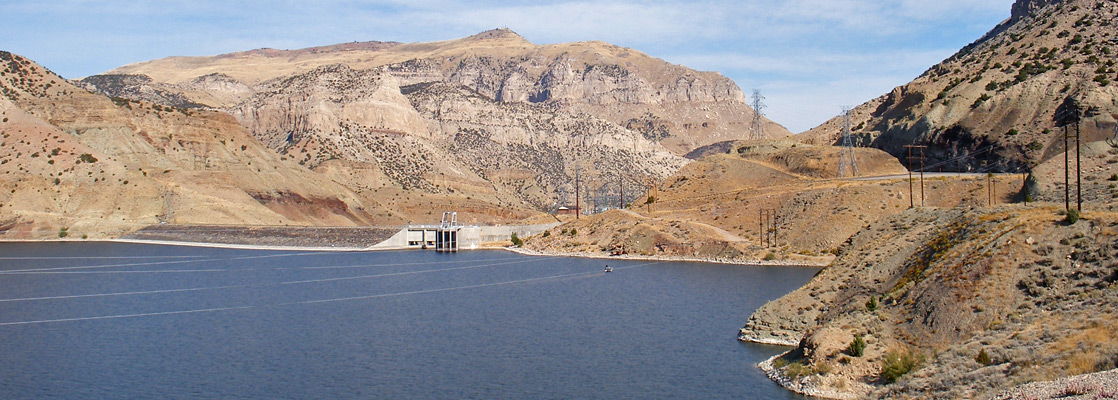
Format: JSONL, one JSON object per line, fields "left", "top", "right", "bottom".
{"left": 521, "top": 140, "right": 1035, "bottom": 263}
{"left": 1, "top": 51, "right": 442, "bottom": 238}
{"left": 801, "top": 0, "right": 1118, "bottom": 175}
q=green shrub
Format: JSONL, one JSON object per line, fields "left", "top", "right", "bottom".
{"left": 881, "top": 347, "right": 924, "bottom": 384}
{"left": 542, "top": 230, "right": 551, "bottom": 238}
{"left": 848, "top": 335, "right": 866, "bottom": 357}
{"left": 976, "top": 348, "right": 992, "bottom": 366}
{"left": 1066, "top": 208, "right": 1080, "bottom": 225}
{"left": 813, "top": 362, "right": 833, "bottom": 376}
{"left": 866, "top": 296, "right": 878, "bottom": 312}
{"left": 972, "top": 94, "right": 992, "bottom": 108}
{"left": 1108, "top": 174, "right": 1117, "bottom": 181}
{"left": 772, "top": 357, "right": 789, "bottom": 369}
{"left": 78, "top": 153, "right": 97, "bottom": 164}
{"left": 763, "top": 252, "right": 777, "bottom": 261}
{"left": 510, "top": 232, "right": 523, "bottom": 247}
{"left": 569, "top": 228, "right": 577, "bottom": 236}
{"left": 58, "top": 227, "right": 68, "bottom": 238}
{"left": 785, "top": 362, "right": 809, "bottom": 379}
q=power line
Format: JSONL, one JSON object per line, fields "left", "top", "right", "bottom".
{"left": 917, "top": 145, "right": 997, "bottom": 172}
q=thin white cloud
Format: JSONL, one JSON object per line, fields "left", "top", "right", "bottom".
{"left": 667, "top": 48, "right": 957, "bottom": 77}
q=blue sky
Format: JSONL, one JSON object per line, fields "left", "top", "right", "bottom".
{"left": 0, "top": 0, "right": 1015, "bottom": 133}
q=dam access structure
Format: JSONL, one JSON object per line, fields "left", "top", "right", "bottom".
{"left": 372, "top": 212, "right": 556, "bottom": 252}
{"left": 122, "top": 212, "right": 557, "bottom": 251}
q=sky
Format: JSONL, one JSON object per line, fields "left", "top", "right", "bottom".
{"left": 0, "top": 0, "right": 1016, "bottom": 133}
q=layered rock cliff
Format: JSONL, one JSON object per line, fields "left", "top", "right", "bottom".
{"left": 77, "top": 30, "right": 767, "bottom": 212}
{"left": 87, "top": 29, "right": 788, "bottom": 155}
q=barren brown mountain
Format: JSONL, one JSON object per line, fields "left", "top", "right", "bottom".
{"left": 801, "top": 0, "right": 1118, "bottom": 177}
{"left": 79, "top": 29, "right": 790, "bottom": 213}
{"left": 1, "top": 51, "right": 415, "bottom": 238}
{"left": 94, "top": 29, "right": 789, "bottom": 154}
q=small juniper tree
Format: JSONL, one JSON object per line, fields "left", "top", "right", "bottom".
{"left": 848, "top": 335, "right": 866, "bottom": 357}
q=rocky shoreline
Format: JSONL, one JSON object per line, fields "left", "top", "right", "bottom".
{"left": 737, "top": 205, "right": 1118, "bottom": 400}
{"left": 757, "top": 350, "right": 865, "bottom": 400}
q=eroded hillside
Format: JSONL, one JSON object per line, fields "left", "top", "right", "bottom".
{"left": 521, "top": 141, "right": 1034, "bottom": 264}
{"left": 94, "top": 29, "right": 788, "bottom": 154}
{"left": 0, "top": 51, "right": 392, "bottom": 238}
{"left": 74, "top": 29, "right": 786, "bottom": 217}
{"left": 741, "top": 205, "right": 1118, "bottom": 399}
{"left": 802, "top": 0, "right": 1118, "bottom": 174}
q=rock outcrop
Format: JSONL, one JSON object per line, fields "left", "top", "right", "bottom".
{"left": 739, "top": 206, "right": 1118, "bottom": 399}
{"left": 801, "top": 0, "right": 1118, "bottom": 173}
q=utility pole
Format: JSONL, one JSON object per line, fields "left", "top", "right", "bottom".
{"left": 1074, "top": 103, "right": 1082, "bottom": 212}
{"left": 619, "top": 174, "right": 625, "bottom": 210}
{"left": 905, "top": 145, "right": 927, "bottom": 207}
{"left": 760, "top": 208, "right": 769, "bottom": 246}
{"left": 987, "top": 172, "right": 994, "bottom": 207}
{"left": 575, "top": 169, "right": 581, "bottom": 220}
{"left": 1059, "top": 99, "right": 1082, "bottom": 213}
{"left": 751, "top": 90, "right": 766, "bottom": 140}
{"left": 837, "top": 107, "right": 860, "bottom": 178}
{"left": 758, "top": 209, "right": 777, "bottom": 247}
{"left": 1063, "top": 110, "right": 1070, "bottom": 212}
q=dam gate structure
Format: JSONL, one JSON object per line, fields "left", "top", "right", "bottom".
{"left": 436, "top": 212, "right": 459, "bottom": 252}
{"left": 369, "top": 215, "right": 557, "bottom": 251}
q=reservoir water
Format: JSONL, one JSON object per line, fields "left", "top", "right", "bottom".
{"left": 0, "top": 242, "right": 814, "bottom": 399}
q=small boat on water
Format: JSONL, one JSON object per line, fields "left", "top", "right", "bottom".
{"left": 604, "top": 265, "right": 612, "bottom": 273}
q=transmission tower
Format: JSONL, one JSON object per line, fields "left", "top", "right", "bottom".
{"left": 750, "top": 89, "right": 766, "bottom": 140}
{"left": 837, "top": 107, "right": 860, "bottom": 178}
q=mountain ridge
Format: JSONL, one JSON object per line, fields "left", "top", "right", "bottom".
{"left": 801, "top": 0, "right": 1117, "bottom": 175}
{"left": 90, "top": 28, "right": 789, "bottom": 154}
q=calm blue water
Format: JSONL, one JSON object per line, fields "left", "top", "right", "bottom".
{"left": 0, "top": 242, "right": 814, "bottom": 399}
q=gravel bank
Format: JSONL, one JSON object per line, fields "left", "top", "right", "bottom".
{"left": 123, "top": 224, "right": 400, "bottom": 249}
